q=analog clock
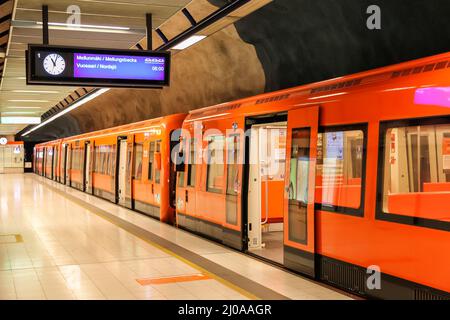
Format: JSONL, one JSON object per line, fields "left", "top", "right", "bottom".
{"left": 43, "top": 53, "right": 66, "bottom": 75}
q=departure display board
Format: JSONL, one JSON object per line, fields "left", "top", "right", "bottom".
{"left": 27, "top": 45, "right": 170, "bottom": 88}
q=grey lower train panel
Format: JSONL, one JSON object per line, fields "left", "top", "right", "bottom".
{"left": 284, "top": 246, "right": 315, "bottom": 278}
{"left": 93, "top": 188, "right": 115, "bottom": 203}
{"left": 134, "top": 200, "right": 160, "bottom": 220}
{"left": 177, "top": 213, "right": 243, "bottom": 251}
{"left": 318, "top": 255, "right": 450, "bottom": 300}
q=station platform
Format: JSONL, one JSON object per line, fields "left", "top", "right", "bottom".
{"left": 0, "top": 173, "right": 352, "bottom": 300}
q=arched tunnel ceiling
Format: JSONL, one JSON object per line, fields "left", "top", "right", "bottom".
{"left": 21, "top": 0, "right": 450, "bottom": 141}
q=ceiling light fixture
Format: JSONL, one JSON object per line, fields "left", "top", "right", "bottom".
{"left": 2, "top": 111, "right": 38, "bottom": 114}
{"left": 7, "top": 107, "right": 41, "bottom": 109}
{"left": 8, "top": 100, "right": 50, "bottom": 103}
{"left": 1, "top": 117, "right": 41, "bottom": 124}
{"left": 36, "top": 21, "right": 130, "bottom": 31}
{"left": 11, "top": 90, "right": 60, "bottom": 94}
{"left": 21, "top": 88, "right": 110, "bottom": 137}
{"left": 171, "top": 35, "right": 207, "bottom": 50}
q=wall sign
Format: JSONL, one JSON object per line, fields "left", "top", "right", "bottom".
{"left": 27, "top": 44, "right": 171, "bottom": 88}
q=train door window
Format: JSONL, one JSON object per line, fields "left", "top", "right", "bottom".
{"left": 226, "top": 135, "right": 240, "bottom": 225}
{"left": 187, "top": 139, "right": 197, "bottom": 187}
{"left": 134, "top": 143, "right": 143, "bottom": 180}
{"left": 148, "top": 141, "right": 155, "bottom": 180}
{"left": 288, "top": 128, "right": 311, "bottom": 244}
{"left": 315, "top": 125, "right": 367, "bottom": 216}
{"left": 378, "top": 117, "right": 450, "bottom": 230}
{"left": 206, "top": 135, "right": 225, "bottom": 194}
{"left": 155, "top": 141, "right": 161, "bottom": 183}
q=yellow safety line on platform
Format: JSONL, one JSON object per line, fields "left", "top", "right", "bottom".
{"left": 38, "top": 177, "right": 259, "bottom": 300}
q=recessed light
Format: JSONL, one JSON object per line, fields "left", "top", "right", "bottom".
{"left": 2, "top": 111, "right": 38, "bottom": 114}
{"left": 36, "top": 21, "right": 130, "bottom": 31}
{"left": 8, "top": 100, "right": 49, "bottom": 103}
{"left": 7, "top": 106, "right": 41, "bottom": 109}
{"left": 1, "top": 117, "right": 41, "bottom": 124}
{"left": 11, "top": 90, "right": 60, "bottom": 94}
{"left": 172, "top": 35, "right": 207, "bottom": 50}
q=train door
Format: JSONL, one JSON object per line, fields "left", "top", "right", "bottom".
{"left": 61, "top": 144, "right": 67, "bottom": 184}
{"left": 65, "top": 145, "right": 71, "bottom": 186}
{"left": 117, "top": 139, "right": 128, "bottom": 206}
{"left": 283, "top": 106, "right": 319, "bottom": 277}
{"left": 247, "top": 123, "right": 287, "bottom": 264}
{"left": 84, "top": 142, "right": 92, "bottom": 193}
{"left": 53, "top": 146, "right": 59, "bottom": 181}
{"left": 50, "top": 147, "right": 54, "bottom": 180}
{"left": 42, "top": 148, "right": 46, "bottom": 177}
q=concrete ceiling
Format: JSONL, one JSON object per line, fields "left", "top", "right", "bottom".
{"left": 0, "top": 0, "right": 192, "bottom": 135}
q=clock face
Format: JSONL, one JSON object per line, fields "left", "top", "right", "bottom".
{"left": 43, "top": 53, "right": 66, "bottom": 75}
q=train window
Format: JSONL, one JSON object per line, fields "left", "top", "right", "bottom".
{"left": 187, "top": 139, "right": 197, "bottom": 187}
{"left": 134, "top": 143, "right": 143, "bottom": 180}
{"left": 315, "top": 125, "right": 367, "bottom": 216}
{"left": 148, "top": 141, "right": 155, "bottom": 180}
{"left": 155, "top": 141, "right": 161, "bottom": 183}
{"left": 206, "top": 135, "right": 225, "bottom": 194}
{"left": 378, "top": 117, "right": 450, "bottom": 231}
{"left": 226, "top": 135, "right": 240, "bottom": 195}
{"left": 110, "top": 145, "right": 116, "bottom": 177}
{"left": 101, "top": 147, "right": 107, "bottom": 174}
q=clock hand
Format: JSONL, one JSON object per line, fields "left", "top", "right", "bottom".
{"left": 51, "top": 57, "right": 56, "bottom": 67}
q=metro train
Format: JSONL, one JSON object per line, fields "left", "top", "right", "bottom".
{"left": 34, "top": 52, "right": 450, "bottom": 300}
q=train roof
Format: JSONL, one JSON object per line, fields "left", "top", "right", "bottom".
{"left": 35, "top": 113, "right": 187, "bottom": 147}
{"left": 186, "top": 51, "right": 450, "bottom": 121}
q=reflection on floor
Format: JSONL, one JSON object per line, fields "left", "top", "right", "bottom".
{"left": 249, "top": 229, "right": 283, "bottom": 264}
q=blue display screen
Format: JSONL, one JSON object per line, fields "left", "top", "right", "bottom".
{"left": 73, "top": 53, "right": 166, "bottom": 81}
{"left": 28, "top": 44, "right": 171, "bottom": 88}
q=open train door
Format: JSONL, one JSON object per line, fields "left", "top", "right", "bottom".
{"left": 284, "top": 106, "right": 319, "bottom": 277}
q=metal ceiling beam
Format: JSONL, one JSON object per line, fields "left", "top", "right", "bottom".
{"left": 158, "top": 0, "right": 250, "bottom": 51}
{"left": 181, "top": 8, "right": 197, "bottom": 26}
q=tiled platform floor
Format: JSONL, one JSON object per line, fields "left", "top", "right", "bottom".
{"left": 0, "top": 174, "right": 352, "bottom": 300}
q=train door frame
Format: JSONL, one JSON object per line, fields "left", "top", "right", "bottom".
{"left": 242, "top": 113, "right": 288, "bottom": 256}
{"left": 242, "top": 107, "right": 319, "bottom": 276}
{"left": 247, "top": 122, "right": 287, "bottom": 263}
{"left": 84, "top": 141, "right": 92, "bottom": 194}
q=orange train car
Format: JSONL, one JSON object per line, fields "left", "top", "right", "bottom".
{"left": 175, "top": 52, "right": 450, "bottom": 299}
{"left": 35, "top": 114, "right": 186, "bottom": 223}
{"left": 34, "top": 139, "right": 63, "bottom": 180}
{"left": 33, "top": 52, "right": 450, "bottom": 299}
